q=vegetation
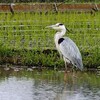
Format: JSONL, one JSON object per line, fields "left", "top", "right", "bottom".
{"left": 0, "top": 11, "right": 100, "bottom": 69}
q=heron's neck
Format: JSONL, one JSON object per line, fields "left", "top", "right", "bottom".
{"left": 55, "top": 30, "right": 66, "bottom": 40}
{"left": 54, "top": 30, "right": 66, "bottom": 49}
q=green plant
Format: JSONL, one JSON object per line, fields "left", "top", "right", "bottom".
{"left": 0, "top": 11, "right": 99, "bottom": 68}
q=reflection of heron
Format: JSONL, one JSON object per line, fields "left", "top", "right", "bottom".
{"left": 46, "top": 23, "right": 83, "bottom": 71}
{"left": 9, "top": 3, "right": 15, "bottom": 15}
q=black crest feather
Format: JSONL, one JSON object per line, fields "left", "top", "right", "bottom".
{"left": 58, "top": 23, "right": 63, "bottom": 26}
{"left": 58, "top": 38, "right": 64, "bottom": 44}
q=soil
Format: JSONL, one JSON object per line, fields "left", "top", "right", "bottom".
{"left": 0, "top": 3, "right": 100, "bottom": 12}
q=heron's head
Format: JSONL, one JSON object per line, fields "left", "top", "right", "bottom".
{"left": 46, "top": 23, "right": 66, "bottom": 32}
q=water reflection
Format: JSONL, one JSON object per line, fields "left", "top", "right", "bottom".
{"left": 0, "top": 69, "right": 100, "bottom": 100}
{"left": 0, "top": 77, "right": 34, "bottom": 100}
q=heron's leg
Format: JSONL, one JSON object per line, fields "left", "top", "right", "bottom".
{"left": 65, "top": 61, "right": 67, "bottom": 70}
{"left": 63, "top": 57, "right": 67, "bottom": 71}
{"left": 59, "top": 52, "right": 63, "bottom": 59}
{"left": 65, "top": 62, "right": 73, "bottom": 73}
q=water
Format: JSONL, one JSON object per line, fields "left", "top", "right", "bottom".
{"left": 0, "top": 68, "right": 100, "bottom": 100}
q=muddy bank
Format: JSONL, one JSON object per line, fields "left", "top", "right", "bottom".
{"left": 0, "top": 48, "right": 100, "bottom": 69}
{"left": 0, "top": 3, "right": 100, "bottom": 12}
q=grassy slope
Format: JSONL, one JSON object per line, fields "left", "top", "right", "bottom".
{"left": 0, "top": 11, "right": 100, "bottom": 69}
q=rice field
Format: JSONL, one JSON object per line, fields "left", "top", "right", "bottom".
{"left": 0, "top": 11, "right": 100, "bottom": 68}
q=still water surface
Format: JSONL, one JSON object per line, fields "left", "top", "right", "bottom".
{"left": 0, "top": 68, "right": 100, "bottom": 100}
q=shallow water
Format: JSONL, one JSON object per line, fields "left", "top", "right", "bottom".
{"left": 0, "top": 68, "right": 100, "bottom": 100}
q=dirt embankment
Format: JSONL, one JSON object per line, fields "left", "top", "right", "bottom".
{"left": 0, "top": 3, "right": 100, "bottom": 12}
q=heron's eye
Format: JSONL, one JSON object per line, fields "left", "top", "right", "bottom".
{"left": 58, "top": 23, "right": 63, "bottom": 26}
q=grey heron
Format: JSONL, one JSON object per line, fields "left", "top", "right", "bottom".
{"left": 46, "top": 23, "right": 83, "bottom": 71}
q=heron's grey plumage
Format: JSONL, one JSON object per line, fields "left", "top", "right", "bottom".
{"left": 46, "top": 23, "right": 83, "bottom": 71}
{"left": 59, "top": 37, "right": 83, "bottom": 70}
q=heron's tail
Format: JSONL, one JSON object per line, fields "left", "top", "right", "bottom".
{"left": 73, "top": 58, "right": 84, "bottom": 71}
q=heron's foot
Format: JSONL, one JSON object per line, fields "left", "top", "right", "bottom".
{"left": 65, "top": 70, "right": 70, "bottom": 73}
{"left": 65, "top": 67, "right": 72, "bottom": 73}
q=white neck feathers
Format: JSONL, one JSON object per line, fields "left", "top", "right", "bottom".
{"left": 55, "top": 29, "right": 66, "bottom": 40}
{"left": 54, "top": 29, "right": 66, "bottom": 49}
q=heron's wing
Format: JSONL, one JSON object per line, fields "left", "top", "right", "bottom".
{"left": 59, "top": 37, "right": 83, "bottom": 70}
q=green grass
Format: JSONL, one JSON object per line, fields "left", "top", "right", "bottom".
{"left": 0, "top": 11, "right": 100, "bottom": 69}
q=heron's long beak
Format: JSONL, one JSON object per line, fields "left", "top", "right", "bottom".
{"left": 45, "top": 25, "right": 56, "bottom": 29}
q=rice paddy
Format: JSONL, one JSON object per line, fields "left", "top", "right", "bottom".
{"left": 0, "top": 11, "right": 100, "bottom": 69}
